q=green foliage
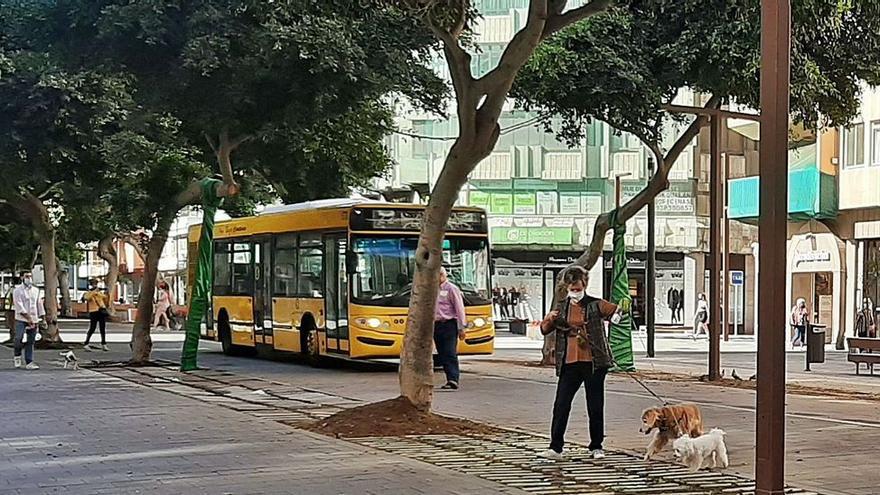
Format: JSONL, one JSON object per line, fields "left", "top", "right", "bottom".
{"left": 514, "top": 0, "right": 880, "bottom": 146}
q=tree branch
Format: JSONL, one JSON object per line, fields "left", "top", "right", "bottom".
{"left": 575, "top": 94, "right": 722, "bottom": 271}
{"left": 542, "top": 0, "right": 614, "bottom": 39}
{"left": 475, "top": 0, "right": 550, "bottom": 93}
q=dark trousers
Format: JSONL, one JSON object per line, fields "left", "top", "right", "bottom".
{"left": 433, "top": 319, "right": 460, "bottom": 384}
{"left": 85, "top": 311, "right": 107, "bottom": 345}
{"left": 550, "top": 361, "right": 607, "bottom": 452}
{"left": 14, "top": 321, "right": 37, "bottom": 364}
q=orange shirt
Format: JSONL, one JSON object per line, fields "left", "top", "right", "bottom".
{"left": 564, "top": 300, "right": 618, "bottom": 364}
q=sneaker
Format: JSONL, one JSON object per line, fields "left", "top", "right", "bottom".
{"left": 13, "top": 356, "right": 22, "bottom": 368}
{"left": 538, "top": 449, "right": 565, "bottom": 461}
{"left": 83, "top": 344, "right": 97, "bottom": 351}
{"left": 590, "top": 449, "right": 606, "bottom": 460}
{"left": 25, "top": 362, "right": 39, "bottom": 370}
{"left": 439, "top": 381, "right": 459, "bottom": 390}
{"left": 101, "top": 344, "right": 110, "bottom": 352}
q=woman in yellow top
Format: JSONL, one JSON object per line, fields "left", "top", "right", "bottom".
{"left": 83, "top": 279, "right": 110, "bottom": 351}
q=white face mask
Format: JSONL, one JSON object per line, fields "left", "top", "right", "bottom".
{"left": 23, "top": 278, "right": 33, "bottom": 287}
{"left": 568, "top": 290, "right": 585, "bottom": 302}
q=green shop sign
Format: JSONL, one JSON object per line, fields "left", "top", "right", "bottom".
{"left": 492, "top": 226, "right": 573, "bottom": 245}
{"left": 469, "top": 190, "right": 490, "bottom": 208}
{"left": 514, "top": 192, "right": 537, "bottom": 214}
{"left": 489, "top": 193, "right": 513, "bottom": 214}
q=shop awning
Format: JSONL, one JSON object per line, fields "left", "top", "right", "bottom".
{"left": 727, "top": 144, "right": 837, "bottom": 222}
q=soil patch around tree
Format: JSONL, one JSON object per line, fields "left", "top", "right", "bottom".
{"left": 308, "top": 396, "right": 499, "bottom": 438}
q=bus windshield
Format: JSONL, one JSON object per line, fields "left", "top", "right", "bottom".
{"left": 351, "top": 235, "right": 491, "bottom": 307}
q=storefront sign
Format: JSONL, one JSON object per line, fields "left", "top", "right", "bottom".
{"left": 560, "top": 193, "right": 581, "bottom": 214}
{"left": 469, "top": 190, "right": 490, "bottom": 208}
{"left": 545, "top": 218, "right": 574, "bottom": 228}
{"left": 794, "top": 250, "right": 832, "bottom": 267}
{"left": 582, "top": 194, "right": 603, "bottom": 215}
{"left": 514, "top": 217, "right": 544, "bottom": 227}
{"left": 492, "top": 227, "right": 572, "bottom": 245}
{"left": 489, "top": 193, "right": 513, "bottom": 214}
{"left": 514, "top": 192, "right": 537, "bottom": 214}
{"left": 488, "top": 216, "right": 513, "bottom": 227}
{"left": 621, "top": 181, "right": 696, "bottom": 216}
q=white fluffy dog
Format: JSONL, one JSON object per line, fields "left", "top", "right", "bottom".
{"left": 672, "top": 428, "right": 728, "bottom": 472}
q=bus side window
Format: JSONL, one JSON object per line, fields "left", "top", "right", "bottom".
{"left": 273, "top": 234, "right": 298, "bottom": 297}
{"left": 213, "top": 241, "right": 232, "bottom": 296}
{"left": 298, "top": 234, "right": 323, "bottom": 298}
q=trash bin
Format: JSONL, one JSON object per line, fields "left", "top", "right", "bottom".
{"left": 806, "top": 324, "right": 826, "bottom": 370}
{"left": 509, "top": 319, "right": 527, "bottom": 335}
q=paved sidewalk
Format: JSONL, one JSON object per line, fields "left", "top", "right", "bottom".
{"left": 0, "top": 368, "right": 519, "bottom": 495}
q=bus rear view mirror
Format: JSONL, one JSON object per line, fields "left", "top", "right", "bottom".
{"left": 345, "top": 251, "right": 359, "bottom": 275}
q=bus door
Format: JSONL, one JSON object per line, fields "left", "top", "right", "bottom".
{"left": 323, "top": 234, "right": 350, "bottom": 354}
{"left": 253, "top": 236, "right": 273, "bottom": 345}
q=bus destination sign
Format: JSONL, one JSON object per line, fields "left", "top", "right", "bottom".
{"left": 350, "top": 208, "right": 487, "bottom": 233}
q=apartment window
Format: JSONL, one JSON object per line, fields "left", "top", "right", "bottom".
{"left": 871, "top": 121, "right": 880, "bottom": 166}
{"left": 843, "top": 123, "right": 865, "bottom": 168}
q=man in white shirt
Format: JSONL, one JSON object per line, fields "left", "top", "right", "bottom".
{"left": 12, "top": 271, "right": 41, "bottom": 370}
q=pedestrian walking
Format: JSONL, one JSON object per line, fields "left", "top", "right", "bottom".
{"left": 539, "top": 265, "right": 630, "bottom": 461}
{"left": 153, "top": 280, "right": 173, "bottom": 330}
{"left": 790, "top": 297, "right": 808, "bottom": 346}
{"left": 83, "top": 279, "right": 110, "bottom": 351}
{"left": 692, "top": 293, "right": 709, "bottom": 339}
{"left": 12, "top": 271, "right": 41, "bottom": 370}
{"left": 434, "top": 266, "right": 466, "bottom": 390}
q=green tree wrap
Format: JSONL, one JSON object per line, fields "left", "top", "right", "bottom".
{"left": 180, "top": 178, "right": 223, "bottom": 371}
{"left": 608, "top": 210, "right": 635, "bottom": 372}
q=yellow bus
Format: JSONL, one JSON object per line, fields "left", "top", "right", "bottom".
{"left": 187, "top": 199, "right": 495, "bottom": 361}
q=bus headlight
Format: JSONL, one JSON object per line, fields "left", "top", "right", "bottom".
{"left": 356, "top": 318, "right": 383, "bottom": 329}
{"left": 473, "top": 318, "right": 486, "bottom": 328}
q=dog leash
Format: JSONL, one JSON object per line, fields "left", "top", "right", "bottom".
{"left": 612, "top": 359, "right": 690, "bottom": 435}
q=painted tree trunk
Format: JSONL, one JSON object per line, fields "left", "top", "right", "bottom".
{"left": 37, "top": 228, "right": 61, "bottom": 342}
{"left": 97, "top": 236, "right": 119, "bottom": 315}
{"left": 130, "top": 216, "right": 173, "bottom": 364}
{"left": 57, "top": 260, "right": 73, "bottom": 318}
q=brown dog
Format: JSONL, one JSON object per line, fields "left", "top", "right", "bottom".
{"left": 641, "top": 404, "right": 704, "bottom": 460}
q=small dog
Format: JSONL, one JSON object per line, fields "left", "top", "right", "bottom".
{"left": 641, "top": 404, "right": 703, "bottom": 460}
{"left": 60, "top": 350, "right": 79, "bottom": 370}
{"left": 672, "top": 428, "right": 729, "bottom": 472}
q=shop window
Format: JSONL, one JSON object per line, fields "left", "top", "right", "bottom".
{"left": 871, "top": 121, "right": 880, "bottom": 166}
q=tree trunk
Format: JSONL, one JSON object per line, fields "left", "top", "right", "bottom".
{"left": 130, "top": 216, "right": 173, "bottom": 364}
{"left": 97, "top": 235, "right": 120, "bottom": 315}
{"left": 400, "top": 141, "right": 491, "bottom": 408}
{"left": 57, "top": 259, "right": 72, "bottom": 318}
{"left": 37, "top": 226, "right": 61, "bottom": 342}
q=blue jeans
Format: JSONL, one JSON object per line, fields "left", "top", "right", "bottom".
{"left": 14, "top": 321, "right": 37, "bottom": 364}
{"left": 433, "top": 319, "right": 460, "bottom": 384}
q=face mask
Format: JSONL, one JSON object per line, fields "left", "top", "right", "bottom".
{"left": 568, "top": 290, "right": 585, "bottom": 302}
{"left": 23, "top": 278, "right": 33, "bottom": 287}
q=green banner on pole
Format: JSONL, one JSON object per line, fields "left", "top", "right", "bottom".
{"left": 180, "top": 178, "right": 223, "bottom": 371}
{"left": 608, "top": 211, "right": 635, "bottom": 371}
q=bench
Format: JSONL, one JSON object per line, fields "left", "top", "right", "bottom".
{"left": 847, "top": 338, "right": 880, "bottom": 375}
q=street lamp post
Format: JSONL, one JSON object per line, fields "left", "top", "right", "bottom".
{"left": 647, "top": 158, "right": 656, "bottom": 358}
{"left": 709, "top": 116, "right": 722, "bottom": 381}
{"left": 756, "top": 0, "right": 790, "bottom": 493}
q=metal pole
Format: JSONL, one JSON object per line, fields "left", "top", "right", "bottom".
{"left": 709, "top": 116, "right": 722, "bottom": 381}
{"left": 647, "top": 158, "right": 656, "bottom": 358}
{"left": 615, "top": 175, "right": 622, "bottom": 208}
{"left": 756, "top": 0, "right": 790, "bottom": 493}
{"left": 724, "top": 152, "right": 731, "bottom": 340}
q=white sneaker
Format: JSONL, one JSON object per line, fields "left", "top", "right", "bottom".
{"left": 25, "top": 362, "right": 39, "bottom": 370}
{"left": 590, "top": 449, "right": 606, "bottom": 459}
{"left": 83, "top": 344, "right": 97, "bottom": 351}
{"left": 538, "top": 449, "right": 565, "bottom": 461}
{"left": 101, "top": 345, "right": 110, "bottom": 351}
{"left": 13, "top": 356, "right": 22, "bottom": 368}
